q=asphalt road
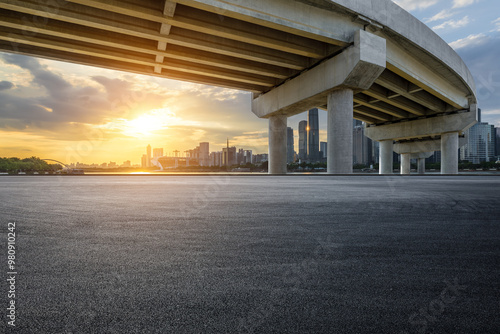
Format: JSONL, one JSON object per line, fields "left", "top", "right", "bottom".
{"left": 1, "top": 175, "right": 499, "bottom": 333}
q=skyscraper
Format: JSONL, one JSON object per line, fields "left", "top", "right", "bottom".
{"left": 308, "top": 108, "right": 320, "bottom": 162}
{"left": 320, "top": 142, "right": 327, "bottom": 159}
{"left": 199, "top": 142, "right": 209, "bottom": 166}
{"left": 495, "top": 127, "right": 500, "bottom": 158}
{"left": 460, "top": 122, "right": 496, "bottom": 163}
{"left": 287, "top": 127, "right": 294, "bottom": 163}
{"left": 146, "top": 144, "right": 151, "bottom": 167}
{"left": 352, "top": 121, "right": 373, "bottom": 166}
{"left": 298, "top": 120, "right": 308, "bottom": 161}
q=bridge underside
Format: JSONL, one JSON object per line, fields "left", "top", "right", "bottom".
{"left": 0, "top": 0, "right": 477, "bottom": 174}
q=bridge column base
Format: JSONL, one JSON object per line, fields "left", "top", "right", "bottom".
{"left": 327, "top": 89, "right": 353, "bottom": 174}
{"left": 441, "top": 132, "right": 459, "bottom": 174}
{"left": 379, "top": 140, "right": 394, "bottom": 174}
{"left": 268, "top": 114, "right": 288, "bottom": 175}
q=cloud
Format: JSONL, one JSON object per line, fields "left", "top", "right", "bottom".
{"left": 452, "top": 0, "right": 478, "bottom": 8}
{"left": 453, "top": 33, "right": 500, "bottom": 114}
{"left": 0, "top": 81, "right": 14, "bottom": 91}
{"left": 481, "top": 109, "right": 500, "bottom": 127}
{"left": 393, "top": 0, "right": 438, "bottom": 11}
{"left": 425, "top": 9, "right": 456, "bottom": 23}
{"left": 432, "top": 16, "right": 471, "bottom": 30}
{"left": 493, "top": 17, "right": 500, "bottom": 32}
{"left": 449, "top": 33, "right": 489, "bottom": 49}
{"left": 0, "top": 54, "right": 200, "bottom": 132}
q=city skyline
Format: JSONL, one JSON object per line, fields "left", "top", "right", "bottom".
{"left": 0, "top": 0, "right": 499, "bottom": 164}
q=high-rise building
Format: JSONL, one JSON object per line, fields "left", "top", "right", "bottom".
{"left": 460, "top": 122, "right": 496, "bottom": 163}
{"left": 222, "top": 146, "right": 237, "bottom": 166}
{"left": 320, "top": 142, "right": 327, "bottom": 159}
{"left": 298, "top": 120, "right": 308, "bottom": 161}
{"left": 146, "top": 144, "right": 151, "bottom": 167}
{"left": 371, "top": 141, "right": 380, "bottom": 165}
{"left": 308, "top": 108, "right": 320, "bottom": 162}
{"left": 199, "top": 142, "right": 209, "bottom": 166}
{"left": 210, "top": 151, "right": 223, "bottom": 167}
{"left": 495, "top": 127, "right": 500, "bottom": 158}
{"left": 287, "top": 127, "right": 294, "bottom": 163}
{"left": 253, "top": 154, "right": 268, "bottom": 164}
{"left": 243, "top": 150, "right": 253, "bottom": 164}
{"left": 153, "top": 148, "right": 163, "bottom": 158}
{"left": 352, "top": 122, "right": 373, "bottom": 165}
{"left": 141, "top": 154, "right": 148, "bottom": 168}
{"left": 237, "top": 148, "right": 245, "bottom": 165}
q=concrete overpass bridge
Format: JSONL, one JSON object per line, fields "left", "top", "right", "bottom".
{"left": 0, "top": 0, "right": 478, "bottom": 174}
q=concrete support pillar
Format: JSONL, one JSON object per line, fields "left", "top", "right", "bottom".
{"left": 268, "top": 114, "right": 288, "bottom": 174}
{"left": 379, "top": 140, "right": 394, "bottom": 174}
{"left": 327, "top": 89, "right": 353, "bottom": 174}
{"left": 441, "top": 132, "right": 459, "bottom": 174}
{"left": 417, "top": 158, "right": 426, "bottom": 175}
{"left": 400, "top": 154, "right": 410, "bottom": 175}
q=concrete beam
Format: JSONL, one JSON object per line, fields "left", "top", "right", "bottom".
{"left": 410, "top": 152, "right": 434, "bottom": 159}
{"left": 173, "top": 0, "right": 358, "bottom": 45}
{"left": 354, "top": 94, "right": 409, "bottom": 119}
{"left": 0, "top": 12, "right": 293, "bottom": 79}
{"left": 365, "top": 111, "right": 477, "bottom": 142}
{"left": 252, "top": 30, "right": 386, "bottom": 118}
{"left": 364, "top": 83, "right": 428, "bottom": 116}
{"left": 394, "top": 138, "right": 467, "bottom": 154}
{"left": 0, "top": 0, "right": 309, "bottom": 70}
{"left": 375, "top": 69, "right": 448, "bottom": 113}
{"left": 385, "top": 38, "right": 470, "bottom": 109}
{"left": 68, "top": 0, "right": 331, "bottom": 58}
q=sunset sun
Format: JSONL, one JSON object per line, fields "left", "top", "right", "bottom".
{"left": 122, "top": 108, "right": 175, "bottom": 137}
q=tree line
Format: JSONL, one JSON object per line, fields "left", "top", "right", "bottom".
{"left": 0, "top": 157, "right": 63, "bottom": 174}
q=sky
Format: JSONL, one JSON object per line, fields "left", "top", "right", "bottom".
{"left": 1, "top": 0, "right": 499, "bottom": 164}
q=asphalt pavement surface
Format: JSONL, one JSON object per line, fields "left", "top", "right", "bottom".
{"left": 1, "top": 175, "right": 499, "bottom": 333}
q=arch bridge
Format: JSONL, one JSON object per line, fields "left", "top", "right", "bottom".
{"left": 0, "top": 0, "right": 478, "bottom": 174}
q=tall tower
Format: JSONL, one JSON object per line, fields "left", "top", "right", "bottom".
{"left": 146, "top": 144, "right": 151, "bottom": 167}
{"left": 287, "top": 127, "right": 294, "bottom": 163}
{"left": 308, "top": 108, "right": 319, "bottom": 162}
{"left": 298, "top": 120, "right": 308, "bottom": 161}
{"left": 199, "top": 142, "right": 209, "bottom": 166}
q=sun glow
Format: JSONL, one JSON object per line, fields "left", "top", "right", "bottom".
{"left": 121, "top": 108, "right": 175, "bottom": 137}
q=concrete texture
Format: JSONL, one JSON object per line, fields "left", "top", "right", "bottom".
{"left": 251, "top": 30, "right": 386, "bottom": 118}
{"left": 400, "top": 153, "right": 410, "bottom": 175}
{"left": 327, "top": 89, "right": 354, "bottom": 174}
{"left": 379, "top": 140, "right": 394, "bottom": 174}
{"left": 313, "top": 0, "right": 477, "bottom": 102}
{"left": 441, "top": 132, "right": 459, "bottom": 175}
{"left": 268, "top": 115, "right": 288, "bottom": 174}
{"left": 365, "top": 111, "right": 477, "bottom": 142}
{"left": 2, "top": 175, "right": 498, "bottom": 333}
